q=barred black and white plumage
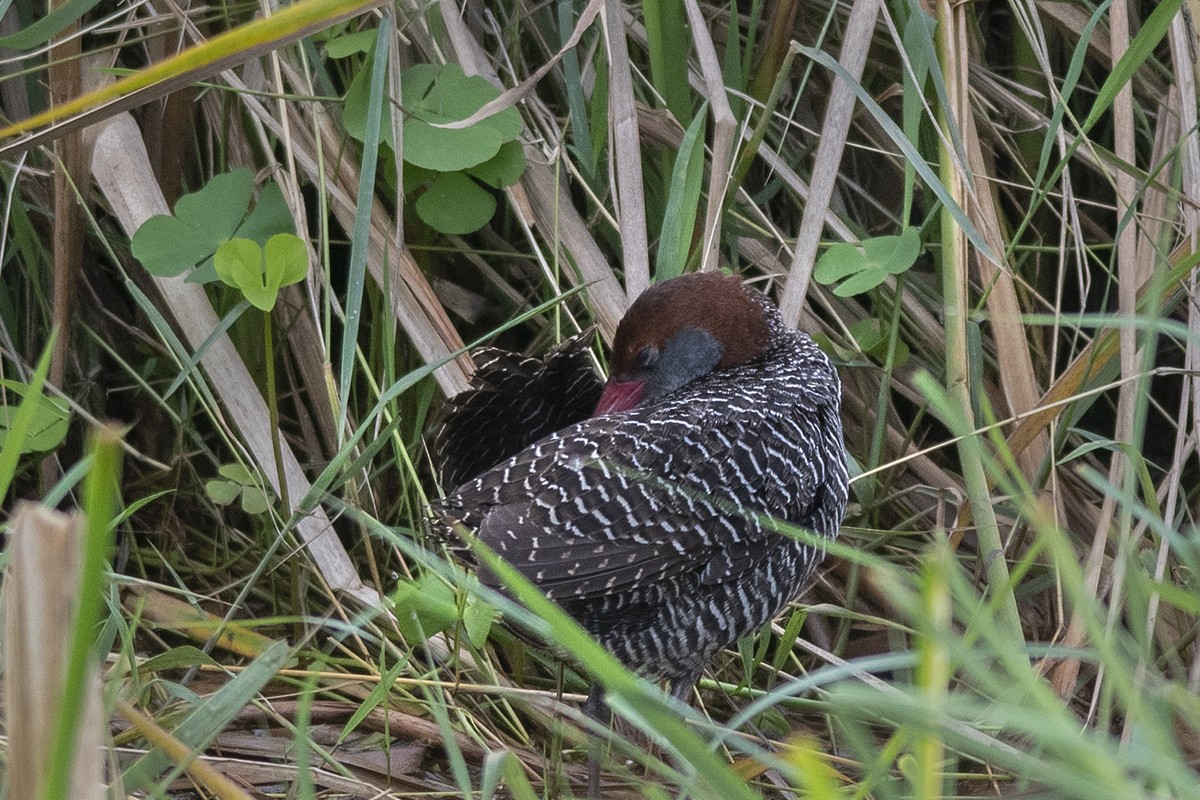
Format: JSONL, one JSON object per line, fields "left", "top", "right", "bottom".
{"left": 433, "top": 331, "right": 603, "bottom": 490}
{"left": 431, "top": 274, "right": 847, "bottom": 702}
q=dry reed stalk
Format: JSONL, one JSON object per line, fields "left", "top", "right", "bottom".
{"left": 682, "top": 0, "right": 736, "bottom": 274}
{"left": 601, "top": 0, "right": 650, "bottom": 298}
{"left": 48, "top": 0, "right": 84, "bottom": 392}
{"left": 777, "top": 0, "right": 880, "bottom": 327}
{"left": 3, "top": 504, "right": 105, "bottom": 800}
{"left": 1052, "top": 0, "right": 1141, "bottom": 701}
{"left": 962, "top": 109, "right": 1050, "bottom": 484}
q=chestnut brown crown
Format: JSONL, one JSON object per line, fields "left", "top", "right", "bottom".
{"left": 597, "top": 273, "right": 772, "bottom": 414}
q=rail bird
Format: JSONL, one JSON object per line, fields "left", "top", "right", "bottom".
{"left": 432, "top": 272, "right": 847, "bottom": 791}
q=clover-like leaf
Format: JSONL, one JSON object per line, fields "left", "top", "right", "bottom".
{"left": 205, "top": 478, "right": 241, "bottom": 506}
{"left": 0, "top": 379, "right": 69, "bottom": 454}
{"left": 235, "top": 183, "right": 296, "bottom": 239}
{"left": 401, "top": 161, "right": 438, "bottom": 195}
{"left": 205, "top": 463, "right": 271, "bottom": 515}
{"left": 414, "top": 172, "right": 496, "bottom": 235}
{"left": 131, "top": 169, "right": 255, "bottom": 279}
{"left": 239, "top": 487, "right": 270, "bottom": 515}
{"left": 342, "top": 53, "right": 395, "bottom": 148}
{"left": 346, "top": 61, "right": 523, "bottom": 171}
{"left": 814, "top": 227, "right": 921, "bottom": 297}
{"left": 343, "top": 60, "right": 528, "bottom": 233}
{"left": 214, "top": 238, "right": 265, "bottom": 303}
{"left": 187, "top": 183, "right": 298, "bottom": 284}
{"left": 214, "top": 234, "right": 308, "bottom": 312}
{"left": 131, "top": 170, "right": 300, "bottom": 285}
{"left": 402, "top": 63, "right": 522, "bottom": 139}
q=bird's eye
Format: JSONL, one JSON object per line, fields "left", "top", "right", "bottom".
{"left": 634, "top": 345, "right": 660, "bottom": 370}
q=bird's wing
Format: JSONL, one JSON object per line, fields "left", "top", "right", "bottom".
{"left": 433, "top": 332, "right": 603, "bottom": 489}
{"left": 444, "top": 388, "right": 842, "bottom": 601}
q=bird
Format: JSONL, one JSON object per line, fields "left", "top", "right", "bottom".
{"left": 430, "top": 272, "right": 847, "bottom": 790}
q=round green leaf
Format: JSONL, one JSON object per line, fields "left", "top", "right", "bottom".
{"left": 393, "top": 63, "right": 522, "bottom": 171}
{"left": 467, "top": 140, "right": 527, "bottom": 188}
{"left": 435, "top": 67, "right": 521, "bottom": 139}
{"left": 402, "top": 63, "right": 521, "bottom": 139}
{"left": 131, "top": 215, "right": 223, "bottom": 278}
{"left": 214, "top": 238, "right": 260, "bottom": 289}
{"left": 231, "top": 183, "right": 297, "bottom": 244}
{"left": 815, "top": 242, "right": 867, "bottom": 283}
{"left": 867, "top": 226, "right": 921, "bottom": 274}
{"left": 415, "top": 172, "right": 496, "bottom": 234}
{"left": 240, "top": 487, "right": 270, "bottom": 515}
{"left": 403, "top": 117, "right": 504, "bottom": 171}
{"left": 343, "top": 54, "right": 394, "bottom": 148}
{"left": 402, "top": 161, "right": 437, "bottom": 194}
{"left": 174, "top": 169, "right": 255, "bottom": 238}
{"left": 830, "top": 268, "right": 891, "bottom": 297}
{"left": 218, "top": 463, "right": 255, "bottom": 483}
{"left": 399, "top": 63, "right": 438, "bottom": 105}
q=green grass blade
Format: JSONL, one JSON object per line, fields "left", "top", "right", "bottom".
{"left": 655, "top": 104, "right": 708, "bottom": 282}
{"left": 336, "top": 10, "right": 392, "bottom": 438}
{"left": 644, "top": 0, "right": 692, "bottom": 122}
{"left": 0, "top": 330, "right": 56, "bottom": 503}
{"left": 162, "top": 298, "right": 252, "bottom": 400}
{"left": 41, "top": 424, "right": 123, "bottom": 800}
{"left": 1081, "top": 0, "right": 1182, "bottom": 133}
{"left": 0, "top": 0, "right": 100, "bottom": 50}
{"left": 559, "top": 0, "right": 595, "bottom": 172}
{"left": 122, "top": 640, "right": 293, "bottom": 792}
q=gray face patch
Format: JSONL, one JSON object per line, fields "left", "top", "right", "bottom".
{"left": 643, "top": 326, "right": 724, "bottom": 403}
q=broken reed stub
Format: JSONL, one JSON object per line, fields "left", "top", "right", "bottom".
{"left": 3, "top": 502, "right": 105, "bottom": 800}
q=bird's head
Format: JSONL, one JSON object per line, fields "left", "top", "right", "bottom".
{"left": 594, "top": 273, "right": 772, "bottom": 414}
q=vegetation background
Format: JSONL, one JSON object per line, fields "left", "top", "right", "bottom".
{"left": 0, "top": 0, "right": 1198, "bottom": 797}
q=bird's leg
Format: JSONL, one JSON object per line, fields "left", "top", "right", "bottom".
{"left": 583, "top": 674, "right": 700, "bottom": 797}
{"left": 663, "top": 670, "right": 704, "bottom": 798}
{"left": 667, "top": 671, "right": 701, "bottom": 705}
{"left": 584, "top": 683, "right": 609, "bottom": 799}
